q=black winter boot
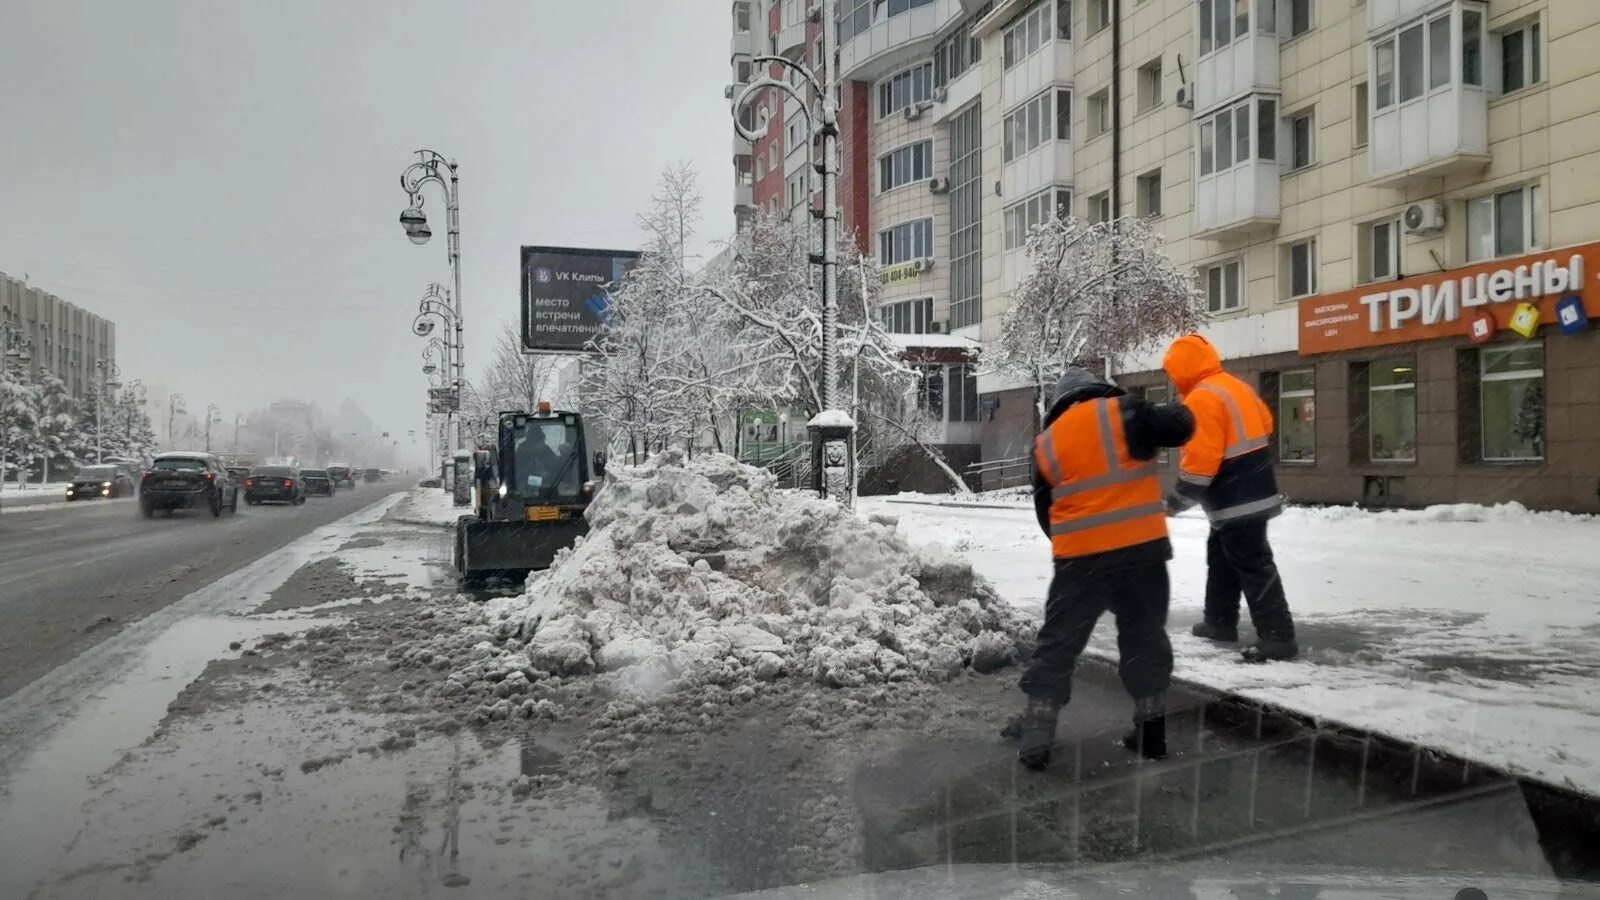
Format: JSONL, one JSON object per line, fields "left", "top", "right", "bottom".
{"left": 1241, "top": 636, "right": 1299, "bottom": 663}
{"left": 1016, "top": 698, "right": 1062, "bottom": 771}
{"left": 1191, "top": 621, "right": 1239, "bottom": 643}
{"left": 1120, "top": 693, "right": 1168, "bottom": 761}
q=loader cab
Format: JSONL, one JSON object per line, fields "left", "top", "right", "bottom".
{"left": 491, "top": 407, "right": 593, "bottom": 512}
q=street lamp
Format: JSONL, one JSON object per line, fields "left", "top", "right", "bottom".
{"left": 397, "top": 151, "right": 464, "bottom": 454}
{"left": 204, "top": 404, "right": 220, "bottom": 452}
{"left": 93, "top": 359, "right": 123, "bottom": 463}
{"left": 412, "top": 281, "right": 462, "bottom": 461}
{"left": 168, "top": 393, "right": 186, "bottom": 448}
{"left": 728, "top": 0, "right": 854, "bottom": 503}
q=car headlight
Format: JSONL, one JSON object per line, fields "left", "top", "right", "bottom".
{"left": 102, "top": 481, "right": 112, "bottom": 488}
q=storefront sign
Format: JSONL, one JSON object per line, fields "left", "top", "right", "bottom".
{"left": 1297, "top": 242, "right": 1600, "bottom": 354}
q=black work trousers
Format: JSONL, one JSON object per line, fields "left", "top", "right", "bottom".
{"left": 1019, "top": 559, "right": 1173, "bottom": 706}
{"left": 1203, "top": 518, "right": 1296, "bottom": 640}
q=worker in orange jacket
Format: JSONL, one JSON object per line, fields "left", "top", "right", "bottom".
{"left": 1006, "top": 366, "right": 1196, "bottom": 770}
{"left": 1162, "top": 334, "right": 1299, "bottom": 663}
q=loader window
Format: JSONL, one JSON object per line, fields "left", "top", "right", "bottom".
{"left": 513, "top": 420, "right": 582, "bottom": 498}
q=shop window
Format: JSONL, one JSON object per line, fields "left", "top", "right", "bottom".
{"left": 1499, "top": 20, "right": 1542, "bottom": 94}
{"left": 915, "top": 364, "right": 946, "bottom": 418}
{"left": 949, "top": 364, "right": 980, "bottom": 422}
{"left": 1284, "top": 237, "right": 1317, "bottom": 299}
{"left": 1359, "top": 217, "right": 1402, "bottom": 283}
{"left": 1202, "top": 259, "right": 1242, "bottom": 313}
{"left": 1277, "top": 368, "right": 1316, "bottom": 462}
{"left": 1368, "top": 358, "right": 1417, "bottom": 463}
{"left": 1137, "top": 169, "right": 1162, "bottom": 219}
{"left": 1467, "top": 184, "right": 1542, "bottom": 262}
{"left": 1479, "top": 345, "right": 1544, "bottom": 461}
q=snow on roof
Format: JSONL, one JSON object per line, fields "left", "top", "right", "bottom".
{"left": 808, "top": 409, "right": 855, "bottom": 428}
{"left": 886, "top": 332, "right": 981, "bottom": 352}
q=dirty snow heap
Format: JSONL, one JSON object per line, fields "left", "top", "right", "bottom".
{"left": 478, "top": 451, "right": 1031, "bottom": 696}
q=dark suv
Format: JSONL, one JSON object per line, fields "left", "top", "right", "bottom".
{"left": 302, "top": 469, "right": 335, "bottom": 497}
{"left": 244, "top": 466, "right": 306, "bottom": 505}
{"left": 363, "top": 467, "right": 383, "bottom": 483}
{"left": 67, "top": 464, "right": 136, "bottom": 501}
{"left": 141, "top": 453, "right": 239, "bottom": 518}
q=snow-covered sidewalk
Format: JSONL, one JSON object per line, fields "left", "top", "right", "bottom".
{"left": 386, "top": 485, "right": 465, "bottom": 527}
{"left": 863, "top": 494, "right": 1600, "bottom": 796}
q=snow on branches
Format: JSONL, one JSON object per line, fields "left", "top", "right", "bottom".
{"left": 989, "top": 216, "right": 1205, "bottom": 424}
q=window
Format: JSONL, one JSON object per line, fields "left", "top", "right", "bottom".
{"left": 1285, "top": 238, "right": 1317, "bottom": 299}
{"left": 1198, "top": 97, "right": 1264, "bottom": 176}
{"left": 881, "top": 296, "right": 934, "bottom": 333}
{"left": 1055, "top": 0, "right": 1071, "bottom": 38}
{"left": 1462, "top": 10, "right": 1483, "bottom": 85}
{"left": 1088, "top": 191, "right": 1111, "bottom": 224}
{"left": 1203, "top": 259, "right": 1242, "bottom": 312}
{"left": 915, "top": 364, "right": 946, "bottom": 417}
{"left": 949, "top": 365, "right": 980, "bottom": 422}
{"left": 1287, "top": 107, "right": 1315, "bottom": 170}
{"left": 837, "top": 0, "right": 938, "bottom": 44}
{"left": 933, "top": 8, "right": 986, "bottom": 87}
{"left": 1136, "top": 169, "right": 1162, "bottom": 218}
{"left": 736, "top": 59, "right": 752, "bottom": 84}
{"left": 1003, "top": 1, "right": 1052, "bottom": 69}
{"left": 878, "top": 140, "right": 933, "bottom": 192}
{"left": 1198, "top": 0, "right": 1250, "bottom": 55}
{"left": 1377, "top": 12, "right": 1460, "bottom": 109}
{"left": 1002, "top": 91, "right": 1055, "bottom": 162}
{"left": 1287, "top": 0, "right": 1312, "bottom": 37}
{"left": 1090, "top": 0, "right": 1111, "bottom": 34}
{"left": 1003, "top": 189, "right": 1058, "bottom": 250}
{"left": 1360, "top": 218, "right": 1402, "bottom": 283}
{"left": 1479, "top": 345, "right": 1544, "bottom": 461}
{"left": 879, "top": 218, "right": 934, "bottom": 264}
{"left": 1368, "top": 359, "right": 1417, "bottom": 462}
{"left": 1467, "top": 184, "right": 1543, "bottom": 262}
{"left": 1353, "top": 82, "right": 1369, "bottom": 147}
{"left": 769, "top": 142, "right": 780, "bottom": 170}
{"left": 1374, "top": 39, "right": 1395, "bottom": 108}
{"left": 1137, "top": 58, "right": 1163, "bottom": 113}
{"left": 878, "top": 62, "right": 934, "bottom": 118}
{"left": 1500, "top": 21, "right": 1542, "bottom": 93}
{"left": 755, "top": 155, "right": 766, "bottom": 180}
{"left": 1199, "top": 119, "right": 1214, "bottom": 174}
{"left": 1277, "top": 369, "right": 1315, "bottom": 462}
{"left": 1055, "top": 89, "right": 1072, "bottom": 139}
{"left": 1398, "top": 23, "right": 1424, "bottom": 102}
{"left": 1428, "top": 16, "right": 1451, "bottom": 90}
{"left": 1199, "top": 0, "right": 1213, "bottom": 55}
{"left": 734, "top": 1, "right": 751, "bottom": 33}
{"left": 948, "top": 103, "right": 983, "bottom": 329}
{"left": 1087, "top": 88, "right": 1109, "bottom": 137}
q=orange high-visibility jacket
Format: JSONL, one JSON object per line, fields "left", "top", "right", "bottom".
{"left": 1034, "top": 395, "right": 1168, "bottom": 559}
{"left": 1163, "top": 334, "right": 1283, "bottom": 523}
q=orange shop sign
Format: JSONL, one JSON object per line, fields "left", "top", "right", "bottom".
{"left": 1297, "top": 242, "right": 1600, "bottom": 355}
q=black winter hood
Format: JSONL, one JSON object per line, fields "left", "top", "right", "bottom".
{"left": 1043, "top": 366, "right": 1123, "bottom": 428}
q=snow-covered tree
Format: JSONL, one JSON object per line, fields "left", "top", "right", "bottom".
{"left": 989, "top": 215, "right": 1206, "bottom": 425}
{"left": 34, "top": 370, "right": 77, "bottom": 480}
{"left": 0, "top": 362, "right": 40, "bottom": 485}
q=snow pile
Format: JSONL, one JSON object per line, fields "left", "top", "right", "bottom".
{"left": 388, "top": 487, "right": 463, "bottom": 527}
{"left": 1284, "top": 500, "right": 1595, "bottom": 526}
{"left": 479, "top": 451, "right": 1030, "bottom": 697}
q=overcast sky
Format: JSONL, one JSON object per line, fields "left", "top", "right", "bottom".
{"left": 0, "top": 0, "right": 732, "bottom": 458}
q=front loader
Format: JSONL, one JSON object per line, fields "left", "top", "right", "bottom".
{"left": 453, "top": 405, "right": 604, "bottom": 585}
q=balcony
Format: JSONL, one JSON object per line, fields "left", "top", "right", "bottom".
{"left": 1368, "top": 0, "right": 1451, "bottom": 35}
{"left": 1001, "top": 140, "right": 1072, "bottom": 201}
{"left": 1367, "top": 2, "right": 1489, "bottom": 186}
{"left": 776, "top": 18, "right": 809, "bottom": 59}
{"left": 1195, "top": 157, "right": 1279, "bottom": 237}
{"left": 1000, "top": 38, "right": 1072, "bottom": 108}
{"left": 729, "top": 25, "right": 755, "bottom": 64}
{"left": 733, "top": 131, "right": 753, "bottom": 160}
{"left": 1195, "top": 21, "right": 1278, "bottom": 114}
{"left": 933, "top": 64, "right": 981, "bottom": 123}
{"left": 838, "top": 0, "right": 963, "bottom": 82}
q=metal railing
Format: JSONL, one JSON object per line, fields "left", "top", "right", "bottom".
{"left": 965, "top": 454, "right": 1032, "bottom": 490}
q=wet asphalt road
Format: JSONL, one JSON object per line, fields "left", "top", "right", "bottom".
{"left": 0, "top": 482, "right": 406, "bottom": 699}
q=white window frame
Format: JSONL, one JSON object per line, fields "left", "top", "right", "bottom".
{"left": 1360, "top": 217, "right": 1402, "bottom": 284}
{"left": 1496, "top": 18, "right": 1542, "bottom": 96}
{"left": 1197, "top": 97, "right": 1268, "bottom": 177}
{"left": 1003, "top": 188, "right": 1060, "bottom": 251}
{"left": 1137, "top": 169, "right": 1162, "bottom": 218}
{"left": 1479, "top": 345, "right": 1545, "bottom": 462}
{"left": 876, "top": 61, "right": 934, "bottom": 119}
{"left": 1285, "top": 106, "right": 1316, "bottom": 171}
{"left": 1373, "top": 8, "right": 1477, "bottom": 112}
{"left": 1466, "top": 183, "right": 1543, "bottom": 263}
{"left": 948, "top": 364, "right": 980, "bottom": 422}
{"left": 880, "top": 296, "right": 935, "bottom": 334}
{"left": 1087, "top": 87, "right": 1110, "bottom": 138}
{"left": 1198, "top": 0, "right": 1270, "bottom": 58}
{"left": 1089, "top": 191, "right": 1112, "bottom": 224}
{"left": 1286, "top": 0, "right": 1314, "bottom": 38}
{"left": 1202, "top": 259, "right": 1243, "bottom": 313}
{"left": 1285, "top": 237, "right": 1318, "bottom": 299}
{"left": 1089, "top": 0, "right": 1111, "bottom": 34}
{"left": 1137, "top": 57, "right": 1163, "bottom": 113}
{"left": 878, "top": 217, "right": 935, "bottom": 265}
{"left": 1277, "top": 368, "right": 1316, "bottom": 463}
{"left": 877, "top": 140, "right": 934, "bottom": 194}
{"left": 1002, "top": 1, "right": 1052, "bottom": 70}
{"left": 1002, "top": 90, "right": 1055, "bottom": 163}
{"left": 1353, "top": 81, "right": 1369, "bottom": 147}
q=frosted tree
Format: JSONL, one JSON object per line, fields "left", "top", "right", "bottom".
{"left": 34, "top": 370, "right": 78, "bottom": 480}
{"left": 0, "top": 362, "right": 41, "bottom": 486}
{"left": 989, "top": 216, "right": 1206, "bottom": 425}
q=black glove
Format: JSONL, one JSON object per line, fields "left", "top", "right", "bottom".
{"left": 1163, "top": 491, "right": 1194, "bottom": 516}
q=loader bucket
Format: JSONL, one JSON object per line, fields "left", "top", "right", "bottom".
{"left": 455, "top": 516, "right": 589, "bottom": 581}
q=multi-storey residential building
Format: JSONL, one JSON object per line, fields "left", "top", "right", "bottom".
{"left": 731, "top": 0, "right": 1600, "bottom": 510}
{"left": 0, "top": 270, "right": 117, "bottom": 401}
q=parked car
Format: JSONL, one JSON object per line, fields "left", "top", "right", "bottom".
{"left": 66, "top": 464, "right": 136, "bottom": 501}
{"left": 302, "top": 469, "right": 335, "bottom": 497}
{"left": 327, "top": 465, "right": 355, "bottom": 488}
{"left": 140, "top": 452, "right": 239, "bottom": 518}
{"left": 244, "top": 465, "right": 306, "bottom": 505}
{"left": 363, "top": 467, "right": 383, "bottom": 484}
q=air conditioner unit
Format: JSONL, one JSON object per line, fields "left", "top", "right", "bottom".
{"left": 1403, "top": 199, "right": 1447, "bottom": 235}
{"left": 930, "top": 320, "right": 947, "bottom": 334}
{"left": 928, "top": 177, "right": 950, "bottom": 194}
{"left": 724, "top": 84, "right": 737, "bottom": 100}
{"left": 1175, "top": 84, "right": 1194, "bottom": 110}
{"left": 903, "top": 105, "right": 923, "bottom": 122}
{"left": 933, "top": 86, "right": 948, "bottom": 103}
{"left": 913, "top": 257, "right": 936, "bottom": 273}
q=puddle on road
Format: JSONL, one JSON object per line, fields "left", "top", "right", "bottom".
{"left": 0, "top": 613, "right": 336, "bottom": 898}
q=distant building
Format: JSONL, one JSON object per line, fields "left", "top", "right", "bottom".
{"left": 0, "top": 270, "right": 117, "bottom": 401}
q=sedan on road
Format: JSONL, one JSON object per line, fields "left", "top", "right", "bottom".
{"left": 65, "top": 464, "right": 136, "bottom": 501}
{"left": 302, "top": 469, "right": 335, "bottom": 497}
{"left": 140, "top": 453, "right": 239, "bottom": 518}
{"left": 328, "top": 465, "right": 355, "bottom": 488}
{"left": 363, "top": 467, "right": 383, "bottom": 484}
{"left": 244, "top": 466, "right": 307, "bottom": 506}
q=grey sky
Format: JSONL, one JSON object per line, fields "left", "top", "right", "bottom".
{"left": 0, "top": 0, "right": 732, "bottom": 459}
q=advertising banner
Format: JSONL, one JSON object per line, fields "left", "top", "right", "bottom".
{"left": 1297, "top": 241, "right": 1600, "bottom": 354}
{"left": 520, "top": 245, "right": 641, "bottom": 353}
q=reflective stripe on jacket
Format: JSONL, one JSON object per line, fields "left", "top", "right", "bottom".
{"left": 1034, "top": 396, "right": 1168, "bottom": 558}
{"left": 1178, "top": 372, "right": 1283, "bottom": 523}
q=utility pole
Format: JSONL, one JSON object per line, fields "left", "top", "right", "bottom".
{"left": 167, "top": 393, "right": 186, "bottom": 449}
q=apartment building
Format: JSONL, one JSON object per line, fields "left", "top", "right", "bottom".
{"left": 0, "top": 270, "right": 118, "bottom": 402}
{"left": 731, "top": 0, "right": 1599, "bottom": 509}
